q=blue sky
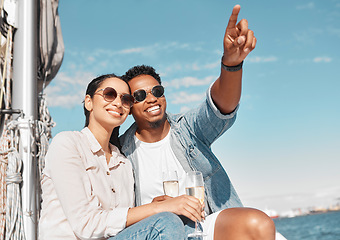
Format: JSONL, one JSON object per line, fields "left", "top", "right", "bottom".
{"left": 45, "top": 0, "right": 340, "bottom": 214}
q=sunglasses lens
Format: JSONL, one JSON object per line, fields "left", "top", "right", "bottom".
{"left": 121, "top": 94, "right": 134, "bottom": 108}
{"left": 133, "top": 90, "right": 147, "bottom": 102}
{"left": 152, "top": 85, "right": 164, "bottom": 98}
{"left": 103, "top": 87, "right": 117, "bottom": 101}
{"left": 133, "top": 85, "right": 164, "bottom": 102}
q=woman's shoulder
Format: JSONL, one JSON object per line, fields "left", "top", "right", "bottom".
{"left": 54, "top": 130, "right": 82, "bottom": 137}
{"left": 50, "top": 130, "right": 84, "bottom": 147}
{"left": 53, "top": 130, "right": 81, "bottom": 140}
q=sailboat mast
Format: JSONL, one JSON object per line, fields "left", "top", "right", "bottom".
{"left": 12, "top": 0, "right": 38, "bottom": 238}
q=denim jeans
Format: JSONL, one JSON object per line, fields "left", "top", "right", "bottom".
{"left": 109, "top": 212, "right": 185, "bottom": 240}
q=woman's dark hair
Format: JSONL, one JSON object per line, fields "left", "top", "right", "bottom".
{"left": 121, "top": 65, "right": 162, "bottom": 85}
{"left": 83, "top": 73, "right": 120, "bottom": 127}
{"left": 83, "top": 73, "right": 126, "bottom": 151}
{"left": 109, "top": 126, "right": 122, "bottom": 152}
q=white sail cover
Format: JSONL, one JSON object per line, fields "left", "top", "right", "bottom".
{"left": 38, "top": 0, "right": 64, "bottom": 93}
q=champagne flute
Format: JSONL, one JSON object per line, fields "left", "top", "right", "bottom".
{"left": 186, "top": 171, "right": 206, "bottom": 238}
{"left": 162, "top": 170, "right": 179, "bottom": 197}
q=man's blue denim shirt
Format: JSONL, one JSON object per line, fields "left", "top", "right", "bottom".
{"left": 120, "top": 84, "right": 243, "bottom": 213}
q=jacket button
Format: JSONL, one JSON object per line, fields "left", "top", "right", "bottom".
{"left": 107, "top": 171, "right": 110, "bottom": 175}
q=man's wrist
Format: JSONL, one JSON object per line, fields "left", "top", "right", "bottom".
{"left": 221, "top": 58, "right": 243, "bottom": 72}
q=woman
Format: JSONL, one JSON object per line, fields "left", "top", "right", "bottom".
{"left": 39, "top": 74, "right": 203, "bottom": 239}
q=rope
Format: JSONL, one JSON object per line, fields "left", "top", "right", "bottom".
{"left": 5, "top": 146, "right": 25, "bottom": 240}
{"left": 1, "top": 118, "right": 27, "bottom": 240}
{"left": 1, "top": 119, "right": 27, "bottom": 240}
{"left": 36, "top": 94, "right": 55, "bottom": 176}
{"left": 35, "top": 94, "right": 55, "bottom": 223}
{"left": 0, "top": 129, "right": 10, "bottom": 239}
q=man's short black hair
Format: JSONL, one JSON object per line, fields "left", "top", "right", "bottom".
{"left": 122, "top": 65, "right": 162, "bottom": 85}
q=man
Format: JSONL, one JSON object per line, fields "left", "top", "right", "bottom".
{"left": 120, "top": 5, "right": 276, "bottom": 240}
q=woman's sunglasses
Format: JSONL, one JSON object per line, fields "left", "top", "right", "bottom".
{"left": 133, "top": 85, "right": 164, "bottom": 103}
{"left": 94, "top": 87, "right": 134, "bottom": 108}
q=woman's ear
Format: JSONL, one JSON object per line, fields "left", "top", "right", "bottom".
{"left": 84, "top": 95, "right": 93, "bottom": 112}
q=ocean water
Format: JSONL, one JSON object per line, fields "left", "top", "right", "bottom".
{"left": 274, "top": 210, "right": 340, "bottom": 240}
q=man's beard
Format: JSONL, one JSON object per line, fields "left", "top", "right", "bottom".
{"left": 148, "top": 113, "right": 167, "bottom": 129}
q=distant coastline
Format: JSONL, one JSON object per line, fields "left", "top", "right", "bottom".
{"left": 276, "top": 204, "right": 340, "bottom": 219}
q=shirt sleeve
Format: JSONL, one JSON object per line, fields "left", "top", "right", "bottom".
{"left": 181, "top": 83, "right": 239, "bottom": 147}
{"left": 206, "top": 82, "right": 239, "bottom": 120}
{"left": 45, "top": 132, "right": 129, "bottom": 239}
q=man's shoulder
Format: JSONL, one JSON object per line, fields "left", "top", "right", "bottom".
{"left": 166, "top": 100, "right": 210, "bottom": 123}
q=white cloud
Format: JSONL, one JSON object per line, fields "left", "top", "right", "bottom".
{"left": 43, "top": 40, "right": 219, "bottom": 109}
{"left": 79, "top": 46, "right": 146, "bottom": 59}
{"left": 192, "top": 63, "right": 200, "bottom": 71}
{"left": 296, "top": 2, "right": 315, "bottom": 10}
{"left": 46, "top": 93, "right": 83, "bottom": 108}
{"left": 67, "top": 41, "right": 206, "bottom": 68}
{"left": 160, "top": 42, "right": 192, "bottom": 51}
{"left": 247, "top": 56, "right": 278, "bottom": 63}
{"left": 60, "top": 41, "right": 220, "bottom": 81}
{"left": 118, "top": 47, "right": 144, "bottom": 54}
{"left": 191, "top": 61, "right": 219, "bottom": 71}
{"left": 67, "top": 63, "right": 78, "bottom": 70}
{"left": 241, "top": 183, "right": 340, "bottom": 214}
{"left": 313, "top": 56, "right": 332, "bottom": 63}
{"left": 314, "top": 186, "right": 340, "bottom": 199}
{"left": 203, "top": 61, "right": 219, "bottom": 69}
{"left": 44, "top": 71, "right": 95, "bottom": 108}
{"left": 165, "top": 76, "right": 215, "bottom": 89}
{"left": 115, "top": 42, "right": 198, "bottom": 57}
{"left": 162, "top": 63, "right": 184, "bottom": 76}
{"left": 161, "top": 60, "right": 219, "bottom": 76}
{"left": 293, "top": 32, "right": 314, "bottom": 44}
{"left": 170, "top": 91, "right": 205, "bottom": 104}
{"left": 87, "top": 56, "right": 95, "bottom": 62}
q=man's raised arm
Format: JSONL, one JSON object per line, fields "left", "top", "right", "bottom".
{"left": 211, "top": 5, "right": 257, "bottom": 114}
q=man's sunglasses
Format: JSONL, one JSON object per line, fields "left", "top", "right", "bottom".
{"left": 133, "top": 85, "right": 164, "bottom": 103}
{"left": 94, "top": 87, "right": 134, "bottom": 108}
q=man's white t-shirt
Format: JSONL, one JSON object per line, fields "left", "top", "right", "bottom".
{"left": 132, "top": 131, "right": 221, "bottom": 240}
{"left": 133, "top": 132, "right": 187, "bottom": 205}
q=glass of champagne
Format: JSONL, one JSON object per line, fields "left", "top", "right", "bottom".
{"left": 162, "top": 170, "right": 179, "bottom": 197}
{"left": 186, "top": 171, "right": 206, "bottom": 238}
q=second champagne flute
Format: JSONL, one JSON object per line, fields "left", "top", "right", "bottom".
{"left": 186, "top": 171, "right": 206, "bottom": 238}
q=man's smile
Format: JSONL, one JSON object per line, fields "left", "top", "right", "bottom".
{"left": 146, "top": 105, "right": 161, "bottom": 113}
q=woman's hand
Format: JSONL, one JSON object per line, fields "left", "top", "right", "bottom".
{"left": 154, "top": 195, "right": 205, "bottom": 222}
